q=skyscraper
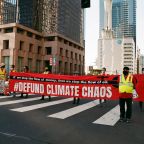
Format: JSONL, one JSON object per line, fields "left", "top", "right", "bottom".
{"left": 99, "top": 0, "right": 136, "bottom": 42}
{"left": 97, "top": 0, "right": 137, "bottom": 73}
{"left": 112, "top": 0, "right": 136, "bottom": 41}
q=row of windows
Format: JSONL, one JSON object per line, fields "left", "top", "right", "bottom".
{"left": 3, "top": 40, "right": 84, "bottom": 61}
{"left": 59, "top": 47, "right": 84, "bottom": 61}
{"left": 0, "top": 27, "right": 43, "bottom": 40}
{"left": 0, "top": 27, "right": 83, "bottom": 51}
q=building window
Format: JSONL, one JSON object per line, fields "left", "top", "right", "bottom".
{"left": 29, "top": 44, "right": 33, "bottom": 52}
{"left": 36, "top": 60, "right": 41, "bottom": 73}
{"left": 71, "top": 52, "right": 73, "bottom": 59}
{"left": 35, "top": 35, "right": 42, "bottom": 40}
{"left": 17, "top": 28, "right": 24, "bottom": 34}
{"left": 45, "top": 36, "right": 55, "bottom": 41}
{"left": 27, "top": 31, "right": 33, "bottom": 37}
{"left": 60, "top": 48, "right": 63, "bottom": 56}
{"left": 79, "top": 54, "right": 81, "bottom": 61}
{"left": 75, "top": 53, "right": 77, "bottom": 60}
{"left": 3, "top": 40, "right": 9, "bottom": 49}
{"left": 45, "top": 47, "right": 52, "bottom": 55}
{"left": 65, "top": 50, "right": 68, "bottom": 57}
{"left": 28, "top": 58, "right": 32, "bottom": 72}
{"left": 4, "top": 27, "right": 13, "bottom": 33}
{"left": 38, "top": 46, "right": 42, "bottom": 54}
{"left": 19, "top": 41, "right": 24, "bottom": 50}
{"left": 3, "top": 56, "right": 10, "bottom": 73}
{"left": 18, "top": 57, "right": 24, "bottom": 72}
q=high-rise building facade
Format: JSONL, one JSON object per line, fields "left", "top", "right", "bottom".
{"left": 0, "top": 0, "right": 85, "bottom": 74}
{"left": 99, "top": 0, "right": 136, "bottom": 41}
{"left": 97, "top": 0, "right": 137, "bottom": 73}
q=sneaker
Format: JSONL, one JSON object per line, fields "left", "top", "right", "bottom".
{"left": 119, "top": 118, "right": 124, "bottom": 122}
{"left": 126, "top": 119, "right": 131, "bottom": 123}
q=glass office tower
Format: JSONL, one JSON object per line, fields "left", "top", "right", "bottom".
{"left": 0, "top": 0, "right": 83, "bottom": 44}
{"left": 99, "top": 0, "right": 136, "bottom": 42}
{"left": 112, "top": 0, "right": 136, "bottom": 41}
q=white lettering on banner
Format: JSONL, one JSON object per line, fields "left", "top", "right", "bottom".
{"left": 46, "top": 84, "right": 79, "bottom": 96}
{"left": 14, "top": 82, "right": 44, "bottom": 93}
{"left": 82, "top": 86, "right": 112, "bottom": 98}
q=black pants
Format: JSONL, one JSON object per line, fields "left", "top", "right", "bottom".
{"left": 73, "top": 97, "right": 80, "bottom": 104}
{"left": 119, "top": 98, "right": 132, "bottom": 119}
{"left": 139, "top": 101, "right": 143, "bottom": 111}
{"left": 99, "top": 99, "right": 106, "bottom": 104}
{"left": 21, "top": 93, "right": 28, "bottom": 98}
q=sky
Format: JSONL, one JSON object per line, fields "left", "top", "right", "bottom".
{"left": 85, "top": 0, "right": 144, "bottom": 66}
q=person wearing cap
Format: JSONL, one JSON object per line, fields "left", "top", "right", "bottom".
{"left": 0, "top": 63, "right": 7, "bottom": 95}
{"left": 21, "top": 66, "right": 29, "bottom": 98}
{"left": 0, "top": 63, "right": 7, "bottom": 80}
{"left": 118, "top": 66, "right": 137, "bottom": 123}
{"left": 40, "top": 67, "right": 51, "bottom": 100}
{"left": 99, "top": 67, "right": 107, "bottom": 107}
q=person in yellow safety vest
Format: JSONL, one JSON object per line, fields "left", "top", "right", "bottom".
{"left": 10, "top": 65, "right": 16, "bottom": 97}
{"left": 118, "top": 66, "right": 137, "bottom": 123}
{"left": 0, "top": 63, "right": 7, "bottom": 80}
{"left": 0, "top": 63, "right": 7, "bottom": 95}
{"left": 40, "top": 67, "right": 51, "bottom": 101}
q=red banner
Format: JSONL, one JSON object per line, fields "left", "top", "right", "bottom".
{"left": 9, "top": 72, "right": 144, "bottom": 101}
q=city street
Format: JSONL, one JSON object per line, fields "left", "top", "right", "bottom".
{"left": 0, "top": 94, "right": 143, "bottom": 144}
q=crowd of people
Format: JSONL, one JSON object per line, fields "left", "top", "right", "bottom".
{"left": 0, "top": 62, "right": 143, "bottom": 123}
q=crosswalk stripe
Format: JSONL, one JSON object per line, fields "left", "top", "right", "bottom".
{"left": 0, "top": 96, "right": 55, "bottom": 106}
{"left": 0, "top": 96, "right": 14, "bottom": 99}
{"left": 0, "top": 97, "right": 42, "bottom": 106}
{"left": 0, "top": 94, "right": 34, "bottom": 99}
{"left": 92, "top": 105, "right": 120, "bottom": 126}
{"left": 11, "top": 98, "right": 73, "bottom": 112}
{"left": 48, "top": 100, "right": 99, "bottom": 119}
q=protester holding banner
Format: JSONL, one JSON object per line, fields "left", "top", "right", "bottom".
{"left": 119, "top": 66, "right": 137, "bottom": 123}
{"left": 99, "top": 67, "right": 107, "bottom": 107}
{"left": 0, "top": 63, "right": 7, "bottom": 95}
{"left": 73, "top": 71, "right": 80, "bottom": 104}
{"left": 10, "top": 64, "right": 16, "bottom": 97}
{"left": 21, "top": 66, "right": 29, "bottom": 98}
{"left": 41, "top": 67, "right": 51, "bottom": 101}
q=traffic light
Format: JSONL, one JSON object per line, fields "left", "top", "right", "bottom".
{"left": 81, "top": 0, "right": 90, "bottom": 8}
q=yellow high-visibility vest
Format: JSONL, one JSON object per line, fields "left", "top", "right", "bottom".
{"left": 0, "top": 68, "right": 6, "bottom": 80}
{"left": 119, "top": 74, "right": 134, "bottom": 93}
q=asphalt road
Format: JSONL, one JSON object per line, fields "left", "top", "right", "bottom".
{"left": 0, "top": 94, "right": 144, "bottom": 144}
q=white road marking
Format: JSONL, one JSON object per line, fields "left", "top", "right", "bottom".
{"left": 11, "top": 98, "right": 73, "bottom": 112}
{"left": 0, "top": 94, "right": 33, "bottom": 99}
{"left": 93, "top": 105, "right": 120, "bottom": 126}
{"left": 0, "top": 96, "right": 56, "bottom": 106}
{"left": 48, "top": 100, "right": 99, "bottom": 119}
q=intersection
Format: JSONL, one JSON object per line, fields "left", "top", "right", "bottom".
{"left": 0, "top": 94, "right": 143, "bottom": 144}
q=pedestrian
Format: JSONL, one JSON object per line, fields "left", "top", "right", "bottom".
{"left": 10, "top": 64, "right": 16, "bottom": 97}
{"left": 40, "top": 67, "right": 51, "bottom": 101}
{"left": 73, "top": 71, "right": 80, "bottom": 104}
{"left": 21, "top": 66, "right": 29, "bottom": 98}
{"left": 99, "top": 67, "right": 107, "bottom": 107}
{"left": 0, "top": 63, "right": 7, "bottom": 95}
{"left": 0, "top": 63, "right": 7, "bottom": 80}
{"left": 118, "top": 66, "right": 137, "bottom": 123}
{"left": 138, "top": 69, "right": 144, "bottom": 111}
